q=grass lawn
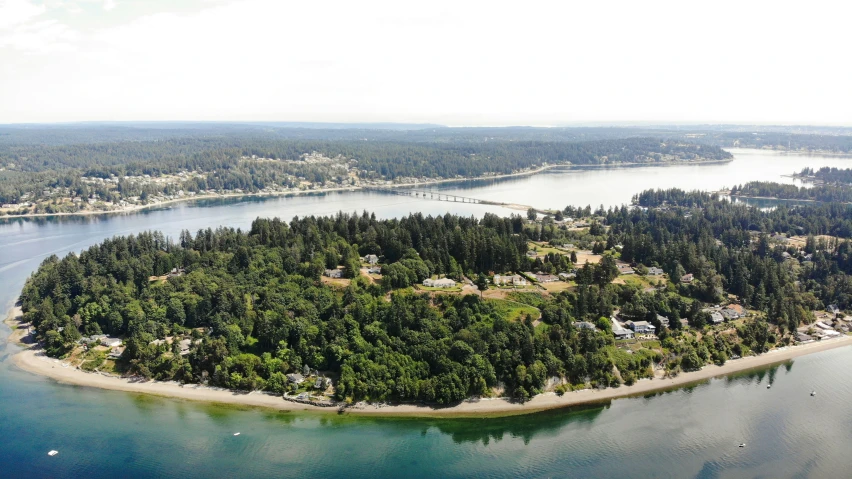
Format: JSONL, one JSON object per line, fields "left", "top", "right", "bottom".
{"left": 416, "top": 285, "right": 463, "bottom": 293}
{"left": 485, "top": 298, "right": 540, "bottom": 322}
{"left": 540, "top": 281, "right": 574, "bottom": 293}
{"left": 528, "top": 241, "right": 565, "bottom": 256}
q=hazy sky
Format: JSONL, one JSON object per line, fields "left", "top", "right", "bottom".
{"left": 1, "top": 0, "right": 850, "bottom": 125}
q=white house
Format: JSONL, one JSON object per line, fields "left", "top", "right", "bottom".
{"left": 100, "top": 337, "right": 123, "bottom": 348}
{"left": 647, "top": 267, "right": 665, "bottom": 276}
{"left": 423, "top": 278, "right": 457, "bottom": 288}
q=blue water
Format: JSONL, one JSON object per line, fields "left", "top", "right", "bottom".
{"left": 2, "top": 149, "right": 852, "bottom": 478}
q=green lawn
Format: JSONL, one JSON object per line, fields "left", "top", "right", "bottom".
{"left": 485, "top": 298, "right": 540, "bottom": 322}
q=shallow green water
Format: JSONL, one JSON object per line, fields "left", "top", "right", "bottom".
{"left": 2, "top": 149, "right": 852, "bottom": 478}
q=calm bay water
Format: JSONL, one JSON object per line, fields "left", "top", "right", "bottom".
{"left": 2, "top": 149, "right": 852, "bottom": 478}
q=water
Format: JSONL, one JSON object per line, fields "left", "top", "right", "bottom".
{"left": 2, "top": 149, "right": 852, "bottom": 478}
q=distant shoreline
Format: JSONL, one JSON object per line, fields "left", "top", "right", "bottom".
{"left": 0, "top": 157, "right": 732, "bottom": 220}
{"left": 6, "top": 303, "right": 850, "bottom": 418}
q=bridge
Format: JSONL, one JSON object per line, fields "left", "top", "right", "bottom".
{"left": 365, "top": 187, "right": 505, "bottom": 206}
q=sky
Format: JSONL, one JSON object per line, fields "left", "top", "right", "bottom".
{"left": 1, "top": 0, "right": 850, "bottom": 126}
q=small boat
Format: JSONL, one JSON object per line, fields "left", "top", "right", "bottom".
{"left": 738, "top": 443, "right": 746, "bottom": 448}
{"left": 811, "top": 391, "right": 816, "bottom": 397}
{"left": 48, "top": 450, "right": 59, "bottom": 456}
{"left": 233, "top": 432, "right": 241, "bottom": 436}
{"left": 767, "top": 384, "right": 771, "bottom": 389}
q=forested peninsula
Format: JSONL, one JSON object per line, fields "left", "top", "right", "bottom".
{"left": 19, "top": 191, "right": 852, "bottom": 407}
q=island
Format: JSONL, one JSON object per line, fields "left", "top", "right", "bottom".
{"left": 9, "top": 188, "right": 852, "bottom": 416}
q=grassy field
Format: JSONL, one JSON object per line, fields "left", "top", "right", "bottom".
{"left": 485, "top": 298, "right": 540, "bottom": 322}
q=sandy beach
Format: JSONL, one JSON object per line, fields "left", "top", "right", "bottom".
{"left": 6, "top": 304, "right": 850, "bottom": 417}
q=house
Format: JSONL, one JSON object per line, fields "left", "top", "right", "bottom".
{"left": 526, "top": 250, "right": 538, "bottom": 258}
{"left": 771, "top": 234, "right": 789, "bottom": 243}
{"left": 617, "top": 263, "right": 635, "bottom": 275}
{"left": 364, "top": 254, "right": 379, "bottom": 265}
{"left": 574, "top": 321, "right": 597, "bottom": 331}
{"left": 726, "top": 304, "right": 745, "bottom": 316}
{"left": 423, "top": 278, "right": 457, "bottom": 288}
{"left": 656, "top": 314, "right": 670, "bottom": 328}
{"left": 534, "top": 273, "right": 559, "bottom": 283}
{"left": 108, "top": 347, "right": 125, "bottom": 360}
{"left": 796, "top": 332, "right": 814, "bottom": 343}
{"left": 647, "top": 267, "right": 665, "bottom": 276}
{"left": 314, "top": 377, "right": 329, "bottom": 390}
{"left": 781, "top": 252, "right": 792, "bottom": 260}
{"left": 720, "top": 309, "right": 739, "bottom": 321}
{"left": 681, "top": 273, "right": 694, "bottom": 283}
{"left": 611, "top": 318, "right": 634, "bottom": 339}
{"left": 493, "top": 274, "right": 527, "bottom": 286}
{"left": 179, "top": 339, "right": 192, "bottom": 356}
{"left": 559, "top": 272, "right": 576, "bottom": 280}
{"left": 815, "top": 321, "right": 834, "bottom": 330}
{"left": 168, "top": 267, "right": 185, "bottom": 278}
{"left": 828, "top": 304, "right": 840, "bottom": 315}
{"left": 803, "top": 253, "right": 814, "bottom": 262}
{"left": 630, "top": 321, "right": 656, "bottom": 334}
{"left": 100, "top": 337, "right": 122, "bottom": 348}
{"left": 367, "top": 266, "right": 382, "bottom": 274}
{"left": 561, "top": 243, "right": 576, "bottom": 250}
{"left": 324, "top": 268, "right": 344, "bottom": 278}
{"left": 710, "top": 311, "right": 724, "bottom": 324}
{"left": 287, "top": 373, "right": 305, "bottom": 384}
{"left": 680, "top": 318, "right": 690, "bottom": 329}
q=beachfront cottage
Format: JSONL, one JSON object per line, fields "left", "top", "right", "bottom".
{"left": 423, "top": 278, "right": 456, "bottom": 288}
{"left": 287, "top": 373, "right": 305, "bottom": 384}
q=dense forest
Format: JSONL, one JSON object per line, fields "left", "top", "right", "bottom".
{"left": 798, "top": 167, "right": 852, "bottom": 185}
{"left": 731, "top": 181, "right": 852, "bottom": 203}
{"left": 21, "top": 193, "right": 852, "bottom": 404}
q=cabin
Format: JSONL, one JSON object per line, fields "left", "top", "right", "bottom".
{"left": 324, "top": 268, "right": 344, "bottom": 278}
{"left": 423, "top": 278, "right": 456, "bottom": 288}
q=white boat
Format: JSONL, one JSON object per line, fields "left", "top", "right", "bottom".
{"left": 738, "top": 443, "right": 746, "bottom": 448}
{"left": 48, "top": 450, "right": 59, "bottom": 456}
{"left": 233, "top": 432, "right": 241, "bottom": 436}
{"left": 767, "top": 384, "right": 771, "bottom": 389}
{"left": 811, "top": 390, "right": 816, "bottom": 396}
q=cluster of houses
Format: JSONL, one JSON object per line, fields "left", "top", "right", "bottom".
{"left": 797, "top": 307, "right": 852, "bottom": 342}
{"left": 423, "top": 278, "right": 457, "bottom": 288}
{"left": 286, "top": 371, "right": 331, "bottom": 391}
{"left": 150, "top": 337, "right": 196, "bottom": 356}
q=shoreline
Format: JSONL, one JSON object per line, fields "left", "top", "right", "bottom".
{"left": 5, "top": 304, "right": 851, "bottom": 417}
{"left": 0, "top": 157, "right": 732, "bottom": 220}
